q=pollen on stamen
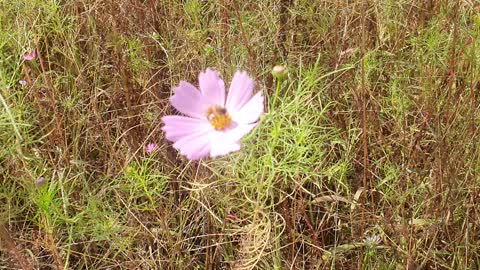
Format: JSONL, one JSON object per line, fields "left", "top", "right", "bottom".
{"left": 206, "top": 105, "right": 232, "bottom": 130}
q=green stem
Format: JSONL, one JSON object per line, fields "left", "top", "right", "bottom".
{"left": 0, "top": 91, "right": 23, "bottom": 142}
{"left": 271, "top": 78, "right": 283, "bottom": 110}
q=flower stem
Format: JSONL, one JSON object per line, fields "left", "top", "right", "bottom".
{"left": 271, "top": 77, "right": 282, "bottom": 110}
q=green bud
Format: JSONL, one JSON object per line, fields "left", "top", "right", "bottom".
{"left": 271, "top": 65, "right": 287, "bottom": 80}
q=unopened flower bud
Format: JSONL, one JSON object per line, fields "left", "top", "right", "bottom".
{"left": 271, "top": 65, "right": 287, "bottom": 80}
{"left": 35, "top": 177, "right": 46, "bottom": 186}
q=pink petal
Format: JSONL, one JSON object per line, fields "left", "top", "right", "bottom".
{"left": 210, "top": 141, "right": 241, "bottom": 158}
{"left": 199, "top": 68, "right": 226, "bottom": 106}
{"left": 162, "top": 115, "right": 212, "bottom": 142}
{"left": 145, "top": 143, "right": 158, "bottom": 153}
{"left": 230, "top": 92, "right": 264, "bottom": 124}
{"left": 35, "top": 177, "right": 46, "bottom": 186}
{"left": 209, "top": 123, "right": 257, "bottom": 157}
{"left": 23, "top": 50, "right": 36, "bottom": 61}
{"left": 222, "top": 123, "right": 258, "bottom": 143}
{"left": 225, "top": 71, "right": 254, "bottom": 114}
{"left": 170, "top": 81, "right": 210, "bottom": 119}
{"left": 173, "top": 129, "right": 213, "bottom": 160}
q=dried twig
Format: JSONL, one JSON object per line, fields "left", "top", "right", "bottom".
{"left": 0, "top": 224, "right": 34, "bottom": 270}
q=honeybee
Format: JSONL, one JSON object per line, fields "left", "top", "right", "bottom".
{"left": 206, "top": 105, "right": 232, "bottom": 130}
{"left": 206, "top": 105, "right": 228, "bottom": 121}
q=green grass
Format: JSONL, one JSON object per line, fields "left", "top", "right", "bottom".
{"left": 1, "top": 0, "right": 480, "bottom": 269}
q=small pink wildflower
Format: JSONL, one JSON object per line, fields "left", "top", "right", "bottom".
{"left": 145, "top": 143, "right": 158, "bottom": 153}
{"left": 161, "top": 68, "right": 264, "bottom": 160}
{"left": 364, "top": 235, "right": 381, "bottom": 248}
{"left": 226, "top": 214, "right": 238, "bottom": 221}
{"left": 35, "top": 177, "right": 46, "bottom": 186}
{"left": 19, "top": 80, "right": 27, "bottom": 86}
{"left": 23, "top": 49, "right": 36, "bottom": 61}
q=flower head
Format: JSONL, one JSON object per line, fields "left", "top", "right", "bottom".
{"left": 161, "top": 68, "right": 264, "bottom": 160}
{"left": 145, "top": 143, "right": 158, "bottom": 153}
{"left": 271, "top": 65, "right": 287, "bottom": 80}
{"left": 23, "top": 50, "right": 36, "bottom": 61}
{"left": 364, "top": 235, "right": 381, "bottom": 248}
{"left": 19, "top": 80, "right": 27, "bottom": 86}
{"left": 35, "top": 177, "right": 46, "bottom": 186}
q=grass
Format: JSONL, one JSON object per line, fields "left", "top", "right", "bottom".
{"left": 1, "top": 0, "right": 480, "bottom": 269}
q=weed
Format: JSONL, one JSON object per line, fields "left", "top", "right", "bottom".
{"left": 1, "top": 0, "right": 479, "bottom": 269}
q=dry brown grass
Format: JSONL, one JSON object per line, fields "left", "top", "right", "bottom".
{"left": 1, "top": 0, "right": 479, "bottom": 269}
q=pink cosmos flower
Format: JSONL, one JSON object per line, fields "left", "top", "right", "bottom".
{"left": 145, "top": 143, "right": 158, "bottom": 153}
{"left": 161, "top": 68, "right": 264, "bottom": 160}
{"left": 23, "top": 50, "right": 36, "bottom": 61}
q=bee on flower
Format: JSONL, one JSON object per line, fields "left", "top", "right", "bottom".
{"left": 161, "top": 68, "right": 264, "bottom": 160}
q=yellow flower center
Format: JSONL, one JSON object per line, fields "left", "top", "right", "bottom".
{"left": 206, "top": 105, "right": 232, "bottom": 130}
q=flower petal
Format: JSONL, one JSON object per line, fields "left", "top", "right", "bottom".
{"left": 23, "top": 50, "right": 36, "bottom": 61}
{"left": 230, "top": 92, "right": 264, "bottom": 124}
{"left": 162, "top": 115, "right": 212, "bottom": 142}
{"left": 223, "top": 123, "right": 258, "bottom": 143}
{"left": 225, "top": 71, "right": 254, "bottom": 113}
{"left": 173, "top": 128, "right": 213, "bottom": 160}
{"left": 210, "top": 141, "right": 241, "bottom": 158}
{"left": 199, "top": 68, "right": 226, "bottom": 106}
{"left": 209, "top": 123, "right": 257, "bottom": 157}
{"left": 170, "top": 81, "right": 210, "bottom": 119}
{"left": 145, "top": 143, "right": 158, "bottom": 153}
